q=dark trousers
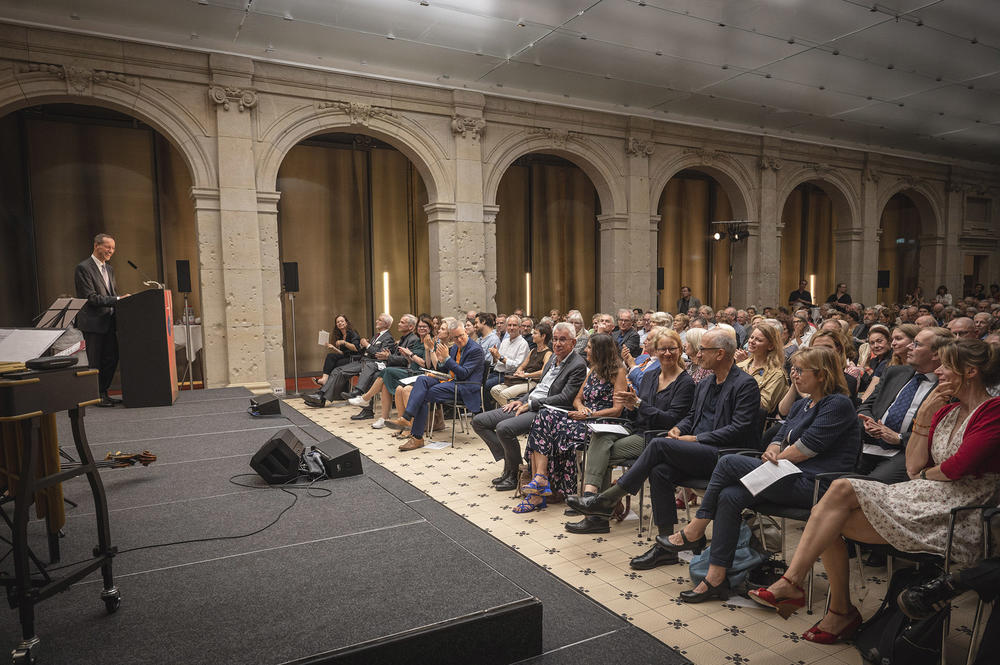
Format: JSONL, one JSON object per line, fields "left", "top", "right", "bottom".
{"left": 957, "top": 558, "right": 1000, "bottom": 665}
{"left": 483, "top": 371, "right": 502, "bottom": 411}
{"left": 616, "top": 437, "right": 720, "bottom": 528}
{"left": 322, "top": 353, "right": 353, "bottom": 375}
{"left": 694, "top": 455, "right": 813, "bottom": 569}
{"left": 403, "top": 376, "right": 457, "bottom": 438}
{"left": 319, "top": 361, "right": 361, "bottom": 400}
{"left": 858, "top": 450, "right": 910, "bottom": 484}
{"left": 471, "top": 407, "right": 537, "bottom": 462}
{"left": 83, "top": 330, "right": 118, "bottom": 394}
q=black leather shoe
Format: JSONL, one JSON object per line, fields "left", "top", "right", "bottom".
{"left": 104, "top": 393, "right": 122, "bottom": 404}
{"left": 656, "top": 531, "right": 707, "bottom": 555}
{"left": 897, "top": 574, "right": 961, "bottom": 620}
{"left": 350, "top": 408, "right": 374, "bottom": 420}
{"left": 679, "top": 577, "right": 731, "bottom": 603}
{"left": 629, "top": 544, "right": 679, "bottom": 570}
{"left": 491, "top": 462, "right": 511, "bottom": 485}
{"left": 303, "top": 394, "right": 326, "bottom": 408}
{"left": 565, "top": 515, "right": 610, "bottom": 534}
{"left": 494, "top": 470, "right": 518, "bottom": 492}
{"left": 565, "top": 493, "right": 617, "bottom": 518}
{"left": 98, "top": 394, "right": 116, "bottom": 407}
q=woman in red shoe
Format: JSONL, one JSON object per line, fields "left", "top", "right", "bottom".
{"left": 655, "top": 346, "right": 859, "bottom": 603}
{"left": 749, "top": 339, "right": 1000, "bottom": 644}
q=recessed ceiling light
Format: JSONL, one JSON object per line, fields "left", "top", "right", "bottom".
{"left": 516, "top": 19, "right": 526, "bottom": 27}
{"left": 386, "top": 33, "right": 395, "bottom": 39}
{"left": 442, "top": 74, "right": 450, "bottom": 79}
{"left": 190, "top": 32, "right": 199, "bottom": 39}
{"left": 887, "top": 63, "right": 894, "bottom": 70}
{"left": 787, "top": 37, "right": 795, "bottom": 44}
{"left": 420, "top": 0, "right": 429, "bottom": 5}
{"left": 655, "top": 50, "right": 663, "bottom": 56}
{"left": 971, "top": 37, "right": 978, "bottom": 44}
{"left": 70, "top": 12, "right": 80, "bottom": 19}
{"left": 818, "top": 85, "right": 825, "bottom": 90}
{"left": 283, "top": 11, "right": 293, "bottom": 20}
{"left": 832, "top": 49, "right": 840, "bottom": 55}
{"left": 580, "top": 34, "right": 587, "bottom": 40}
{"left": 915, "top": 18, "right": 923, "bottom": 26}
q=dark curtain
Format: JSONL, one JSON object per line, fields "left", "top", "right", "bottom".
{"left": 878, "top": 194, "right": 922, "bottom": 302}
{"left": 780, "top": 184, "right": 836, "bottom": 304}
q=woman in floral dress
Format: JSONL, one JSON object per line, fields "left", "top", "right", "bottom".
{"left": 514, "top": 334, "right": 627, "bottom": 513}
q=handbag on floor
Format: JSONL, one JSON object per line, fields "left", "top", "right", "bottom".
{"left": 688, "top": 520, "right": 769, "bottom": 593}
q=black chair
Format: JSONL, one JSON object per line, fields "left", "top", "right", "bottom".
{"left": 427, "top": 369, "right": 486, "bottom": 447}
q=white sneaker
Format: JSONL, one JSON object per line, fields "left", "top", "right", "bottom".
{"left": 371, "top": 418, "right": 385, "bottom": 429}
{"left": 348, "top": 395, "right": 370, "bottom": 407}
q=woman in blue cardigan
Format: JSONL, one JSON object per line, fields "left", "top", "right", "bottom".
{"left": 659, "top": 346, "right": 861, "bottom": 603}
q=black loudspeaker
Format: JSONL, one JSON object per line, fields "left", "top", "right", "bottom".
{"left": 877, "top": 270, "right": 890, "bottom": 289}
{"left": 249, "top": 393, "right": 281, "bottom": 416}
{"left": 656, "top": 267, "right": 664, "bottom": 291}
{"left": 251, "top": 429, "right": 305, "bottom": 484}
{"left": 283, "top": 262, "right": 299, "bottom": 293}
{"left": 312, "top": 435, "right": 363, "bottom": 479}
{"left": 176, "top": 260, "right": 192, "bottom": 293}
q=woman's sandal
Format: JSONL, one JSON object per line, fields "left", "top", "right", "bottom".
{"left": 513, "top": 496, "right": 547, "bottom": 514}
{"left": 748, "top": 575, "right": 806, "bottom": 619}
{"left": 312, "top": 377, "right": 324, "bottom": 387}
{"left": 802, "top": 606, "right": 862, "bottom": 644}
{"left": 521, "top": 474, "right": 553, "bottom": 497}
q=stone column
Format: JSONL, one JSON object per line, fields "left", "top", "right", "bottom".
{"left": 207, "top": 54, "right": 269, "bottom": 390}
{"left": 257, "top": 191, "right": 285, "bottom": 391}
{"left": 729, "top": 223, "right": 760, "bottom": 308}
{"left": 597, "top": 213, "right": 630, "bottom": 313}
{"left": 859, "top": 166, "right": 883, "bottom": 305}
{"left": 483, "top": 204, "right": 500, "bottom": 310}
{"left": 624, "top": 132, "right": 655, "bottom": 309}
{"left": 648, "top": 214, "right": 661, "bottom": 309}
{"left": 834, "top": 227, "right": 867, "bottom": 303}
{"left": 942, "top": 183, "right": 967, "bottom": 296}
{"left": 756, "top": 155, "right": 783, "bottom": 308}
{"left": 191, "top": 187, "right": 228, "bottom": 388}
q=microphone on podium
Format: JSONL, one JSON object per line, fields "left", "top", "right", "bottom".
{"left": 127, "top": 260, "right": 164, "bottom": 289}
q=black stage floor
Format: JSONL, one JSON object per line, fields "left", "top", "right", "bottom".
{"left": 1, "top": 388, "right": 690, "bottom": 665}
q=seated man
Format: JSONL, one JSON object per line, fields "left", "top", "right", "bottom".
{"left": 614, "top": 308, "right": 642, "bottom": 357}
{"left": 486, "top": 315, "right": 529, "bottom": 396}
{"left": 568, "top": 328, "right": 760, "bottom": 570}
{"left": 390, "top": 317, "right": 484, "bottom": 452}
{"left": 857, "top": 326, "right": 952, "bottom": 483}
{"left": 472, "top": 322, "right": 587, "bottom": 491}
{"left": 348, "top": 313, "right": 422, "bottom": 420}
{"left": 304, "top": 313, "right": 397, "bottom": 407}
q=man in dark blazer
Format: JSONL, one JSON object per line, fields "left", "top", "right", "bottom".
{"left": 304, "top": 313, "right": 398, "bottom": 407}
{"left": 472, "top": 321, "right": 588, "bottom": 490}
{"left": 614, "top": 308, "right": 642, "bottom": 357}
{"left": 75, "top": 233, "right": 127, "bottom": 406}
{"left": 857, "top": 327, "right": 951, "bottom": 483}
{"left": 348, "top": 313, "right": 422, "bottom": 420}
{"left": 393, "top": 317, "right": 484, "bottom": 452}
{"left": 569, "top": 328, "right": 760, "bottom": 570}
{"left": 676, "top": 286, "right": 702, "bottom": 316}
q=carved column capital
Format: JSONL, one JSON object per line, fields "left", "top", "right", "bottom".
{"left": 209, "top": 85, "right": 258, "bottom": 112}
{"left": 451, "top": 115, "right": 486, "bottom": 140}
{"left": 625, "top": 137, "right": 655, "bottom": 157}
{"left": 758, "top": 156, "right": 782, "bottom": 171}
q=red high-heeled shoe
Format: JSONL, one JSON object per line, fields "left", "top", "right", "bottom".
{"left": 748, "top": 575, "right": 806, "bottom": 619}
{"left": 802, "top": 605, "right": 862, "bottom": 644}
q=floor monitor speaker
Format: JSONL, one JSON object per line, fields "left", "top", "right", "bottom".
{"left": 249, "top": 394, "right": 281, "bottom": 416}
{"left": 251, "top": 429, "right": 305, "bottom": 484}
{"left": 311, "top": 435, "right": 363, "bottom": 479}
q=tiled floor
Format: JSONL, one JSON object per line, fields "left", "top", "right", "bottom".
{"left": 292, "top": 397, "right": 986, "bottom": 665}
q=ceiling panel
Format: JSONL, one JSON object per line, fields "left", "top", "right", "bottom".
{"left": 908, "top": 0, "right": 1000, "bottom": 43}
{"left": 895, "top": 84, "right": 1000, "bottom": 125}
{"left": 512, "top": 32, "right": 731, "bottom": 93}
{"left": 703, "top": 72, "right": 870, "bottom": 117}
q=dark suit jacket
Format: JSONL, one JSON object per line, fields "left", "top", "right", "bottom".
{"left": 360, "top": 329, "right": 398, "bottom": 361}
{"left": 858, "top": 364, "right": 937, "bottom": 450}
{"left": 386, "top": 331, "right": 421, "bottom": 367}
{"left": 74, "top": 257, "right": 119, "bottom": 334}
{"left": 675, "top": 364, "right": 761, "bottom": 447}
{"left": 676, "top": 296, "right": 702, "bottom": 314}
{"left": 527, "top": 351, "right": 588, "bottom": 412}
{"left": 616, "top": 328, "right": 641, "bottom": 357}
{"left": 437, "top": 338, "right": 486, "bottom": 412}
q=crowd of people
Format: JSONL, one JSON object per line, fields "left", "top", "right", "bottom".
{"left": 301, "top": 283, "right": 1000, "bottom": 655}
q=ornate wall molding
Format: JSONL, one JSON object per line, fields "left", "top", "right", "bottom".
{"left": 946, "top": 180, "right": 997, "bottom": 196}
{"left": 625, "top": 136, "right": 654, "bottom": 157}
{"left": 805, "top": 162, "right": 835, "bottom": 177}
{"left": 14, "top": 60, "right": 138, "bottom": 93}
{"left": 682, "top": 147, "right": 727, "bottom": 164}
{"left": 209, "top": 85, "right": 258, "bottom": 112}
{"left": 863, "top": 166, "right": 881, "bottom": 183}
{"left": 316, "top": 100, "right": 397, "bottom": 126}
{"left": 758, "top": 156, "right": 782, "bottom": 171}
{"left": 898, "top": 174, "right": 925, "bottom": 189}
{"left": 451, "top": 115, "right": 486, "bottom": 140}
{"left": 527, "top": 127, "right": 579, "bottom": 147}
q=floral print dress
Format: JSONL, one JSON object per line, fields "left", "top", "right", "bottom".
{"left": 525, "top": 372, "right": 614, "bottom": 496}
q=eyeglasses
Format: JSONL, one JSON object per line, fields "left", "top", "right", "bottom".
{"left": 790, "top": 366, "right": 809, "bottom": 375}
{"left": 698, "top": 346, "right": 723, "bottom": 351}
{"left": 656, "top": 346, "right": 680, "bottom": 353}
{"left": 552, "top": 336, "right": 572, "bottom": 343}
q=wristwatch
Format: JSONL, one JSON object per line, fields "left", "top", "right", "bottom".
{"left": 919, "top": 469, "right": 928, "bottom": 480}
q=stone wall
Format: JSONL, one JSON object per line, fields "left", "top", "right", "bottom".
{"left": 1, "top": 23, "right": 996, "bottom": 390}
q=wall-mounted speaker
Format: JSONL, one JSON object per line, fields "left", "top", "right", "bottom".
{"left": 283, "top": 262, "right": 299, "bottom": 293}
{"left": 176, "top": 260, "right": 192, "bottom": 293}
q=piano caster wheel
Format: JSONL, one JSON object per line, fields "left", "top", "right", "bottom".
{"left": 101, "top": 587, "right": 121, "bottom": 614}
{"left": 11, "top": 647, "right": 35, "bottom": 665}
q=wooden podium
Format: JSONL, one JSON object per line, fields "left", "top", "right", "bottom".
{"left": 118, "top": 288, "right": 178, "bottom": 408}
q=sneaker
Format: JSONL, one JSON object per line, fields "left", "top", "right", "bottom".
{"left": 371, "top": 418, "right": 386, "bottom": 429}
{"left": 348, "top": 395, "right": 370, "bottom": 407}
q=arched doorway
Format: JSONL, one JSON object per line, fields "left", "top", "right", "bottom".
{"left": 878, "top": 192, "right": 926, "bottom": 303}
{"left": 656, "top": 170, "right": 734, "bottom": 312}
{"left": 779, "top": 182, "right": 838, "bottom": 307}
{"left": 276, "top": 133, "right": 430, "bottom": 373}
{"left": 0, "top": 102, "right": 198, "bottom": 332}
{"left": 493, "top": 153, "right": 599, "bottom": 318}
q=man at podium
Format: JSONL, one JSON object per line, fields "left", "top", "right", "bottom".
{"left": 75, "top": 233, "right": 129, "bottom": 407}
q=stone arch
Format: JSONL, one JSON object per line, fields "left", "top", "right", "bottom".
{"left": 0, "top": 77, "right": 214, "bottom": 190}
{"left": 483, "top": 129, "right": 626, "bottom": 215}
{"left": 256, "top": 103, "right": 453, "bottom": 204}
{"left": 776, "top": 165, "right": 860, "bottom": 230}
{"left": 876, "top": 179, "right": 943, "bottom": 238}
{"left": 649, "top": 150, "right": 756, "bottom": 221}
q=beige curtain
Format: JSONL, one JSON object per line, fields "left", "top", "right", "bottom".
{"left": 878, "top": 194, "right": 922, "bottom": 302}
{"left": 277, "top": 141, "right": 430, "bottom": 372}
{"left": 494, "top": 159, "right": 598, "bottom": 317}
{"left": 656, "top": 175, "right": 732, "bottom": 311}
{"left": 780, "top": 184, "right": 837, "bottom": 304}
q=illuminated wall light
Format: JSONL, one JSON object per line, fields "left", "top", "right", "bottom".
{"left": 525, "top": 272, "right": 531, "bottom": 316}
{"left": 383, "top": 271, "right": 390, "bottom": 318}
{"left": 810, "top": 275, "right": 816, "bottom": 303}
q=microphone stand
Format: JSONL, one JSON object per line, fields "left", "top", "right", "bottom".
{"left": 182, "top": 293, "right": 195, "bottom": 392}
{"left": 287, "top": 291, "right": 300, "bottom": 397}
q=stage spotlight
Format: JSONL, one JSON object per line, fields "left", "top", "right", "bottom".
{"left": 713, "top": 231, "right": 723, "bottom": 241}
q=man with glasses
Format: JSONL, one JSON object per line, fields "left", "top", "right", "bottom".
{"left": 614, "top": 308, "right": 642, "bottom": 357}
{"left": 472, "top": 322, "right": 588, "bottom": 491}
{"left": 569, "top": 328, "right": 760, "bottom": 570}
{"left": 857, "top": 327, "right": 952, "bottom": 484}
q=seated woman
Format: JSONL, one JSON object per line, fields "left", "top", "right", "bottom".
{"left": 858, "top": 324, "right": 892, "bottom": 401}
{"left": 807, "top": 329, "right": 859, "bottom": 403}
{"left": 736, "top": 323, "right": 789, "bottom": 417}
{"left": 566, "top": 328, "right": 695, "bottom": 533}
{"left": 683, "top": 328, "right": 713, "bottom": 384}
{"left": 749, "top": 339, "right": 1000, "bottom": 644}
{"left": 350, "top": 316, "right": 434, "bottom": 429}
{"left": 514, "top": 334, "right": 627, "bottom": 513}
{"left": 654, "top": 347, "right": 860, "bottom": 603}
{"left": 889, "top": 323, "right": 920, "bottom": 368}
{"left": 623, "top": 326, "right": 662, "bottom": 392}
{"left": 490, "top": 324, "right": 552, "bottom": 406}
{"left": 314, "top": 314, "right": 360, "bottom": 387}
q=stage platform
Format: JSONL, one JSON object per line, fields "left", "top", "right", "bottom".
{"left": 1, "top": 388, "right": 690, "bottom": 665}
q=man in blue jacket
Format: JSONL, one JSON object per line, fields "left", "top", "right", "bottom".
{"left": 568, "top": 328, "right": 760, "bottom": 570}
{"left": 392, "top": 317, "right": 484, "bottom": 452}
